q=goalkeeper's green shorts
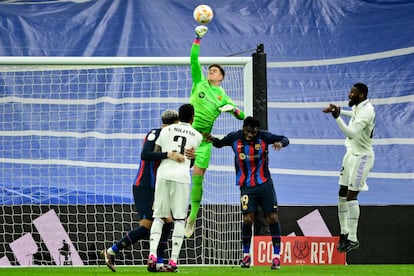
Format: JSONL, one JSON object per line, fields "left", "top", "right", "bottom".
{"left": 194, "top": 140, "right": 212, "bottom": 169}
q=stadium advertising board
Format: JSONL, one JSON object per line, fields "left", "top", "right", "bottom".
{"left": 253, "top": 236, "right": 346, "bottom": 266}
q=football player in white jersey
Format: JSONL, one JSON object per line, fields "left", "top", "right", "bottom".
{"left": 147, "top": 103, "right": 202, "bottom": 272}
{"left": 323, "top": 83, "right": 375, "bottom": 253}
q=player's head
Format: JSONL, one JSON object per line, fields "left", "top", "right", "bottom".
{"left": 208, "top": 64, "right": 225, "bottom": 84}
{"left": 348, "top": 83, "right": 368, "bottom": 107}
{"left": 161, "top": 109, "right": 179, "bottom": 126}
{"left": 178, "top": 103, "right": 195, "bottom": 124}
{"left": 242, "top": 116, "right": 260, "bottom": 141}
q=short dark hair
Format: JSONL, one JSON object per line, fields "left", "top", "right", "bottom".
{"left": 178, "top": 103, "right": 194, "bottom": 123}
{"left": 243, "top": 116, "right": 260, "bottom": 129}
{"left": 209, "top": 64, "right": 225, "bottom": 78}
{"left": 353, "top": 83, "right": 368, "bottom": 97}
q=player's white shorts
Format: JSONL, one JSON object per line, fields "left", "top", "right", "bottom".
{"left": 339, "top": 151, "right": 374, "bottom": 192}
{"left": 153, "top": 178, "right": 190, "bottom": 220}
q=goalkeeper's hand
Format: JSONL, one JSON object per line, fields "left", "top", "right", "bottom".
{"left": 195, "top": 25, "right": 208, "bottom": 39}
{"left": 218, "top": 104, "right": 235, "bottom": 113}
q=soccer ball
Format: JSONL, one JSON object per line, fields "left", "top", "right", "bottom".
{"left": 193, "top": 5, "right": 214, "bottom": 24}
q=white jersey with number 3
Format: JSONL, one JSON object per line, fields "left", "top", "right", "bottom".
{"left": 155, "top": 122, "right": 202, "bottom": 183}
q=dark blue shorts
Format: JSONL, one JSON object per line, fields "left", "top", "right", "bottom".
{"left": 133, "top": 185, "right": 154, "bottom": 221}
{"left": 240, "top": 180, "right": 278, "bottom": 215}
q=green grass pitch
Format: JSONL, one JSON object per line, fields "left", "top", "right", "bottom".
{"left": 1, "top": 265, "right": 414, "bottom": 276}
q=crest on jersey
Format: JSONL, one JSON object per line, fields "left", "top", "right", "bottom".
{"left": 241, "top": 195, "right": 249, "bottom": 211}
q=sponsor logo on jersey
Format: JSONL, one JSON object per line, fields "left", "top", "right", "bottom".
{"left": 239, "top": 152, "right": 259, "bottom": 160}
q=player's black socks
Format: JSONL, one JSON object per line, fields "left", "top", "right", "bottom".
{"left": 269, "top": 222, "right": 281, "bottom": 254}
{"left": 242, "top": 223, "right": 252, "bottom": 253}
{"left": 158, "top": 222, "right": 173, "bottom": 260}
{"left": 116, "top": 226, "right": 150, "bottom": 250}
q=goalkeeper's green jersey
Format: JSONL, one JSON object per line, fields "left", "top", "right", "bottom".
{"left": 189, "top": 41, "right": 243, "bottom": 134}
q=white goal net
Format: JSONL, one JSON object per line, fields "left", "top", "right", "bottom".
{"left": 0, "top": 57, "right": 252, "bottom": 266}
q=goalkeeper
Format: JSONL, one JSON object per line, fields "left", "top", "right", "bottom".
{"left": 185, "top": 25, "right": 245, "bottom": 237}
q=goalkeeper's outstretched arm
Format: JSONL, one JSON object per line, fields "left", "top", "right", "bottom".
{"left": 190, "top": 26, "right": 208, "bottom": 86}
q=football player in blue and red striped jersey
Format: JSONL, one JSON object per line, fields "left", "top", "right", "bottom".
{"left": 207, "top": 116, "right": 289, "bottom": 270}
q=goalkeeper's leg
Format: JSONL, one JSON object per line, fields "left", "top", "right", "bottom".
{"left": 189, "top": 174, "right": 204, "bottom": 220}
{"left": 185, "top": 174, "right": 203, "bottom": 238}
{"left": 186, "top": 143, "right": 211, "bottom": 237}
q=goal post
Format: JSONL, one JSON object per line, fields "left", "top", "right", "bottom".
{"left": 0, "top": 56, "right": 253, "bottom": 266}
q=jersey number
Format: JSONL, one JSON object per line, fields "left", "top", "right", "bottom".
{"left": 173, "top": 135, "right": 187, "bottom": 154}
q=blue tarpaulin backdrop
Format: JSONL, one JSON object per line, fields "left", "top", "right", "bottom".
{"left": 0, "top": 0, "right": 413, "bottom": 205}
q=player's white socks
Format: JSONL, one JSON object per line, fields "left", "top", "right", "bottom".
{"left": 149, "top": 218, "right": 164, "bottom": 257}
{"left": 170, "top": 220, "right": 185, "bottom": 263}
{"left": 107, "top": 248, "right": 115, "bottom": 256}
{"left": 347, "top": 200, "right": 360, "bottom": 242}
{"left": 338, "top": 196, "right": 349, "bottom": 235}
